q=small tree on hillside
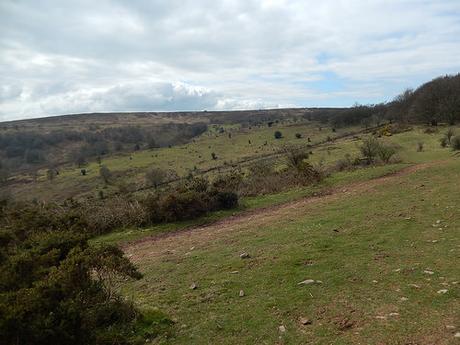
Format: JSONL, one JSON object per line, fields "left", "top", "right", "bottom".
{"left": 46, "top": 168, "right": 57, "bottom": 181}
{"left": 0, "top": 166, "right": 8, "bottom": 183}
{"left": 147, "top": 137, "right": 157, "bottom": 149}
{"left": 360, "top": 137, "right": 380, "bottom": 164}
{"left": 377, "top": 144, "right": 397, "bottom": 163}
{"left": 283, "top": 145, "right": 320, "bottom": 180}
{"left": 145, "top": 167, "right": 167, "bottom": 188}
{"left": 99, "top": 165, "right": 112, "bottom": 184}
{"left": 284, "top": 145, "right": 309, "bottom": 171}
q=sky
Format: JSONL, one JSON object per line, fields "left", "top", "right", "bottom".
{"left": 1, "top": 0, "right": 460, "bottom": 121}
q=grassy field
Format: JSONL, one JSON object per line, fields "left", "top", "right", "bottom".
{"left": 86, "top": 124, "right": 460, "bottom": 344}
{"left": 94, "top": 124, "right": 459, "bottom": 246}
{"left": 5, "top": 120, "right": 357, "bottom": 201}
{"left": 120, "top": 157, "right": 460, "bottom": 345}
{"left": 6, "top": 120, "right": 456, "bottom": 202}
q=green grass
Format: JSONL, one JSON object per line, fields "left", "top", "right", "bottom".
{"left": 37, "top": 123, "right": 460, "bottom": 343}
{"left": 308, "top": 125, "right": 458, "bottom": 166}
{"left": 121, "top": 158, "right": 460, "bottom": 344}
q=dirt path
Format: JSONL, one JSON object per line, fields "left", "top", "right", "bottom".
{"left": 123, "top": 161, "right": 441, "bottom": 262}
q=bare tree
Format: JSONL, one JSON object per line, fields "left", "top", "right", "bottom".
{"left": 99, "top": 165, "right": 112, "bottom": 184}
{"left": 145, "top": 167, "right": 167, "bottom": 188}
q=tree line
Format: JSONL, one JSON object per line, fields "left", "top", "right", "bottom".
{"left": 305, "top": 73, "right": 460, "bottom": 128}
{"left": 0, "top": 122, "right": 207, "bottom": 175}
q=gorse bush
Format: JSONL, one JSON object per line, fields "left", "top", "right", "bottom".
{"left": 212, "top": 170, "right": 243, "bottom": 193}
{"left": 84, "top": 197, "right": 147, "bottom": 235}
{"left": 284, "top": 145, "right": 309, "bottom": 171}
{"left": 215, "top": 191, "right": 239, "bottom": 209}
{"left": 157, "top": 191, "right": 210, "bottom": 222}
{"left": 142, "top": 175, "right": 239, "bottom": 223}
{"left": 0, "top": 206, "right": 145, "bottom": 345}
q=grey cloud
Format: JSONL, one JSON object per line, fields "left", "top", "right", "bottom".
{"left": 1, "top": 0, "right": 460, "bottom": 120}
{"left": 0, "top": 84, "right": 22, "bottom": 102}
{"left": 1, "top": 81, "right": 276, "bottom": 120}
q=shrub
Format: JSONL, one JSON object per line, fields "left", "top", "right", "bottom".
{"left": 0, "top": 167, "right": 9, "bottom": 183}
{"left": 46, "top": 168, "right": 56, "bottom": 181}
{"left": 248, "top": 161, "right": 273, "bottom": 176}
{"left": 215, "top": 191, "right": 238, "bottom": 209}
{"left": 284, "top": 145, "right": 309, "bottom": 171}
{"left": 0, "top": 212, "right": 143, "bottom": 345}
{"left": 295, "top": 133, "right": 302, "bottom": 139}
{"left": 186, "top": 176, "right": 210, "bottom": 193}
{"left": 99, "top": 165, "right": 112, "bottom": 184}
{"left": 159, "top": 191, "right": 210, "bottom": 222}
{"left": 145, "top": 167, "right": 167, "bottom": 188}
{"left": 212, "top": 170, "right": 243, "bottom": 192}
{"left": 359, "top": 137, "right": 380, "bottom": 164}
{"left": 446, "top": 128, "right": 455, "bottom": 144}
{"left": 298, "top": 162, "right": 322, "bottom": 181}
{"left": 274, "top": 131, "right": 283, "bottom": 139}
{"left": 440, "top": 136, "right": 448, "bottom": 148}
{"left": 452, "top": 136, "right": 460, "bottom": 150}
{"left": 84, "top": 198, "right": 147, "bottom": 234}
{"left": 377, "top": 144, "right": 397, "bottom": 163}
{"left": 143, "top": 176, "right": 240, "bottom": 224}
{"left": 441, "top": 127, "right": 456, "bottom": 148}
{"left": 335, "top": 154, "right": 354, "bottom": 171}
{"left": 240, "top": 155, "right": 321, "bottom": 197}
{"left": 424, "top": 127, "right": 438, "bottom": 134}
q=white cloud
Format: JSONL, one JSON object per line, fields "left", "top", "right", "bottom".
{"left": 1, "top": 0, "right": 460, "bottom": 120}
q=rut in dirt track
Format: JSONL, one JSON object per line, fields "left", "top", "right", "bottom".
{"left": 123, "top": 161, "right": 442, "bottom": 261}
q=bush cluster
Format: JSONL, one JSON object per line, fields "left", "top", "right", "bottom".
{"left": 452, "top": 136, "right": 460, "bottom": 151}
{"left": 359, "top": 136, "right": 400, "bottom": 165}
{"left": 440, "top": 128, "right": 460, "bottom": 151}
{"left": 1, "top": 173, "right": 241, "bottom": 239}
{"left": 143, "top": 176, "right": 239, "bottom": 223}
{"left": 0, "top": 203, "right": 147, "bottom": 345}
{"left": 237, "top": 147, "right": 322, "bottom": 197}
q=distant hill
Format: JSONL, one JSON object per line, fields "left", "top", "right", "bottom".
{"left": 1, "top": 73, "right": 459, "bottom": 193}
